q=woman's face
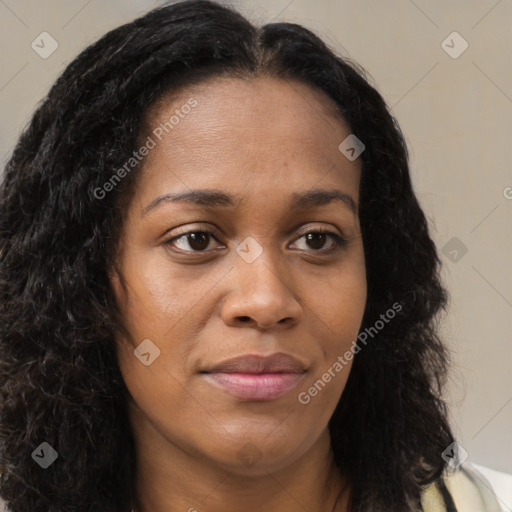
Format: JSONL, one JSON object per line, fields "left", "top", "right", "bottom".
{"left": 111, "top": 76, "right": 367, "bottom": 475}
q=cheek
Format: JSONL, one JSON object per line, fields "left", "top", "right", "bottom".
{"left": 294, "top": 256, "right": 366, "bottom": 413}
{"left": 111, "top": 257, "right": 178, "bottom": 328}
{"left": 110, "top": 254, "right": 221, "bottom": 410}
{"left": 314, "top": 253, "right": 367, "bottom": 345}
{"left": 111, "top": 250, "right": 215, "bottom": 345}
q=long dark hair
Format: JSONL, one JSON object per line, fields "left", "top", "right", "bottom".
{"left": 0, "top": 1, "right": 454, "bottom": 510}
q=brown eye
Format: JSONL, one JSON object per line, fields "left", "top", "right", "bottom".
{"left": 305, "top": 232, "right": 328, "bottom": 250}
{"left": 291, "top": 230, "right": 347, "bottom": 253}
{"left": 167, "top": 231, "right": 219, "bottom": 252}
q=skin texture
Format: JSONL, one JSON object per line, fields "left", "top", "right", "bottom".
{"left": 111, "top": 76, "right": 367, "bottom": 512}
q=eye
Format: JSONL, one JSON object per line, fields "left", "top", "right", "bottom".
{"left": 165, "top": 230, "right": 222, "bottom": 252}
{"left": 290, "top": 230, "right": 347, "bottom": 253}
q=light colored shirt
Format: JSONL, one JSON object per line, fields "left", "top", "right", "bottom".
{"left": 421, "top": 463, "right": 505, "bottom": 511}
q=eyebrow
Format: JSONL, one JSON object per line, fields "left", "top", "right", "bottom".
{"left": 142, "top": 188, "right": 358, "bottom": 217}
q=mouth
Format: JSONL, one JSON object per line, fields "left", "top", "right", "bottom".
{"left": 202, "top": 372, "right": 306, "bottom": 401}
{"left": 200, "top": 352, "right": 307, "bottom": 401}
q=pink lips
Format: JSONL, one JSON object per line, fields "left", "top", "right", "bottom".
{"left": 206, "top": 372, "right": 305, "bottom": 400}
{"left": 201, "top": 353, "right": 307, "bottom": 401}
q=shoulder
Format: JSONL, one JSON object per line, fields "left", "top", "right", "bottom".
{"left": 421, "top": 462, "right": 506, "bottom": 512}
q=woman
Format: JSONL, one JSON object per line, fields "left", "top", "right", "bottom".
{"left": 0, "top": 1, "right": 502, "bottom": 511}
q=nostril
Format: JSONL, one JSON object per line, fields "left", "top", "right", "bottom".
{"left": 239, "top": 316, "right": 251, "bottom": 323}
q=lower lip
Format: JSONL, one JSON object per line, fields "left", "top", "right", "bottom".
{"left": 204, "top": 372, "right": 305, "bottom": 401}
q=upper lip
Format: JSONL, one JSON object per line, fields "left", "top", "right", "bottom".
{"left": 203, "top": 353, "right": 306, "bottom": 374}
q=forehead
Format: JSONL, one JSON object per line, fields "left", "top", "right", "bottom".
{"left": 135, "top": 76, "right": 361, "bottom": 210}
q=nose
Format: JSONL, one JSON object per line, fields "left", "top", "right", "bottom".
{"left": 221, "top": 251, "right": 303, "bottom": 330}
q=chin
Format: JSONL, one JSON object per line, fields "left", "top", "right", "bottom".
{"left": 198, "top": 434, "right": 308, "bottom": 476}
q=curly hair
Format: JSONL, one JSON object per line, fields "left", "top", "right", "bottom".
{"left": 0, "top": 1, "right": 455, "bottom": 510}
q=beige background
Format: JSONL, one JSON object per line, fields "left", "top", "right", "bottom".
{"left": 0, "top": 0, "right": 510, "bottom": 480}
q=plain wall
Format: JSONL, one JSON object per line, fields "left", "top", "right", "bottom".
{"left": 0, "top": 0, "right": 510, "bottom": 479}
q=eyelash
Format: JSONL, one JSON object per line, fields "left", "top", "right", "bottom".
{"left": 164, "top": 228, "right": 348, "bottom": 255}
